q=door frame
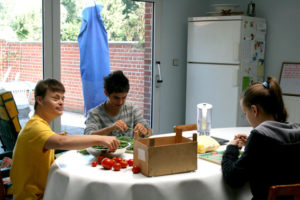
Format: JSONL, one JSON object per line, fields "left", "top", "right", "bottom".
{"left": 152, "top": 1, "right": 162, "bottom": 134}
{"left": 43, "top": 0, "right": 161, "bottom": 133}
{"left": 43, "top": 0, "right": 61, "bottom": 132}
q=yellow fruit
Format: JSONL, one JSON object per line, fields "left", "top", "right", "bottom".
{"left": 197, "top": 135, "right": 220, "bottom": 154}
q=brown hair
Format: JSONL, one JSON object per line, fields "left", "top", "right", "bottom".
{"left": 241, "top": 77, "right": 288, "bottom": 122}
{"left": 34, "top": 79, "right": 65, "bottom": 110}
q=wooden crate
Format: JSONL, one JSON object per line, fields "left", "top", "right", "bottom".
{"left": 133, "top": 128, "right": 197, "bottom": 177}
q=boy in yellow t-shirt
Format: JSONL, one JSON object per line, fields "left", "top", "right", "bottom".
{"left": 10, "top": 79, "right": 120, "bottom": 200}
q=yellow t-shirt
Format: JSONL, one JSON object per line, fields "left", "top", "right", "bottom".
{"left": 10, "top": 114, "right": 55, "bottom": 200}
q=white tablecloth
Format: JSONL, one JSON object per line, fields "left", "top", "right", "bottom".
{"left": 44, "top": 127, "right": 253, "bottom": 200}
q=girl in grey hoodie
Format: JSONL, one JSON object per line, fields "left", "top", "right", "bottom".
{"left": 222, "top": 76, "right": 300, "bottom": 200}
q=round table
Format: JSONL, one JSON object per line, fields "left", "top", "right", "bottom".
{"left": 44, "top": 127, "right": 253, "bottom": 200}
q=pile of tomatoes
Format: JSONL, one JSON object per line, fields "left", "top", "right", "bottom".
{"left": 91, "top": 155, "right": 140, "bottom": 174}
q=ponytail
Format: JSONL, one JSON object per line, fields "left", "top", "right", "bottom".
{"left": 266, "top": 77, "right": 288, "bottom": 122}
{"left": 242, "top": 77, "right": 288, "bottom": 122}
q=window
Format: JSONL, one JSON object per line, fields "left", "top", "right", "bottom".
{"left": 59, "top": 0, "right": 154, "bottom": 134}
{"left": 0, "top": 0, "right": 42, "bottom": 127}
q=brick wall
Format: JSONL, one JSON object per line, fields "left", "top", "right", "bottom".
{"left": 0, "top": 3, "right": 153, "bottom": 122}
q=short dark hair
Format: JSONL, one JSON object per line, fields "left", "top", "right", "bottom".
{"left": 104, "top": 70, "right": 130, "bottom": 94}
{"left": 34, "top": 78, "right": 65, "bottom": 110}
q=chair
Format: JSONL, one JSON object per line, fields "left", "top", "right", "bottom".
{"left": 0, "top": 91, "right": 20, "bottom": 152}
{"left": 1, "top": 81, "right": 35, "bottom": 121}
{"left": 0, "top": 91, "right": 19, "bottom": 199}
{"left": 268, "top": 183, "right": 300, "bottom": 200}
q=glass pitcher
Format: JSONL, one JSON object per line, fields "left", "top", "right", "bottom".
{"left": 197, "top": 103, "right": 213, "bottom": 136}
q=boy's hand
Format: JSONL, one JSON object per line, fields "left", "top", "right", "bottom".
{"left": 113, "top": 120, "right": 128, "bottom": 132}
{"left": 100, "top": 136, "right": 120, "bottom": 152}
{"left": 134, "top": 123, "right": 148, "bottom": 137}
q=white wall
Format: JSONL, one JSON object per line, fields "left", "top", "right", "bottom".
{"left": 155, "top": 0, "right": 208, "bottom": 133}
{"left": 257, "top": 0, "right": 300, "bottom": 78}
{"left": 157, "top": 0, "right": 300, "bottom": 133}
{"left": 257, "top": 0, "right": 300, "bottom": 123}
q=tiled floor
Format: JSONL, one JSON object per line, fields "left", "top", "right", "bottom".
{"left": 61, "top": 111, "right": 86, "bottom": 135}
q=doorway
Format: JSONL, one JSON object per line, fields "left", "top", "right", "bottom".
{"left": 59, "top": 0, "right": 154, "bottom": 135}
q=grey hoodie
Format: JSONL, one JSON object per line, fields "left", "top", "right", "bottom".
{"left": 255, "top": 121, "right": 300, "bottom": 143}
{"left": 222, "top": 120, "right": 300, "bottom": 200}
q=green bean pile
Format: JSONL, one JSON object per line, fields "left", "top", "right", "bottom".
{"left": 92, "top": 139, "right": 130, "bottom": 150}
{"left": 118, "top": 136, "right": 134, "bottom": 151}
{"left": 77, "top": 136, "right": 134, "bottom": 155}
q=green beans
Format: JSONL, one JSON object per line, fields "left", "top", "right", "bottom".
{"left": 92, "top": 138, "right": 132, "bottom": 150}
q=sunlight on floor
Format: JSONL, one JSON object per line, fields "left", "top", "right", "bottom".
{"left": 61, "top": 111, "right": 85, "bottom": 128}
{"left": 61, "top": 111, "right": 86, "bottom": 135}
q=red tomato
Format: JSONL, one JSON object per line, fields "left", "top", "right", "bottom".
{"left": 111, "top": 159, "right": 116, "bottom": 166}
{"left": 127, "top": 159, "right": 134, "bottom": 166}
{"left": 91, "top": 161, "right": 97, "bottom": 167}
{"left": 132, "top": 165, "right": 141, "bottom": 174}
{"left": 113, "top": 163, "right": 121, "bottom": 171}
{"left": 115, "top": 157, "right": 123, "bottom": 163}
{"left": 120, "top": 160, "right": 128, "bottom": 168}
{"left": 101, "top": 158, "right": 114, "bottom": 170}
{"left": 97, "top": 155, "right": 106, "bottom": 164}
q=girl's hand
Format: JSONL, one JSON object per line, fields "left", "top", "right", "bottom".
{"left": 234, "top": 134, "right": 248, "bottom": 146}
{"left": 229, "top": 139, "right": 239, "bottom": 146}
{"left": 230, "top": 134, "right": 248, "bottom": 149}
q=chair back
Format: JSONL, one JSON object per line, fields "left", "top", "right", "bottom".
{"left": 0, "top": 91, "right": 20, "bottom": 152}
{"left": 2, "top": 81, "right": 34, "bottom": 119}
{"left": 268, "top": 183, "right": 300, "bottom": 200}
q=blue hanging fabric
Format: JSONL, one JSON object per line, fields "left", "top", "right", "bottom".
{"left": 78, "top": 1, "right": 110, "bottom": 116}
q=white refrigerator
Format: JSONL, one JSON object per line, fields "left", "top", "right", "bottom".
{"left": 185, "top": 16, "right": 267, "bottom": 128}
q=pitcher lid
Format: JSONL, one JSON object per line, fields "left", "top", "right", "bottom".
{"left": 197, "top": 103, "right": 213, "bottom": 109}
